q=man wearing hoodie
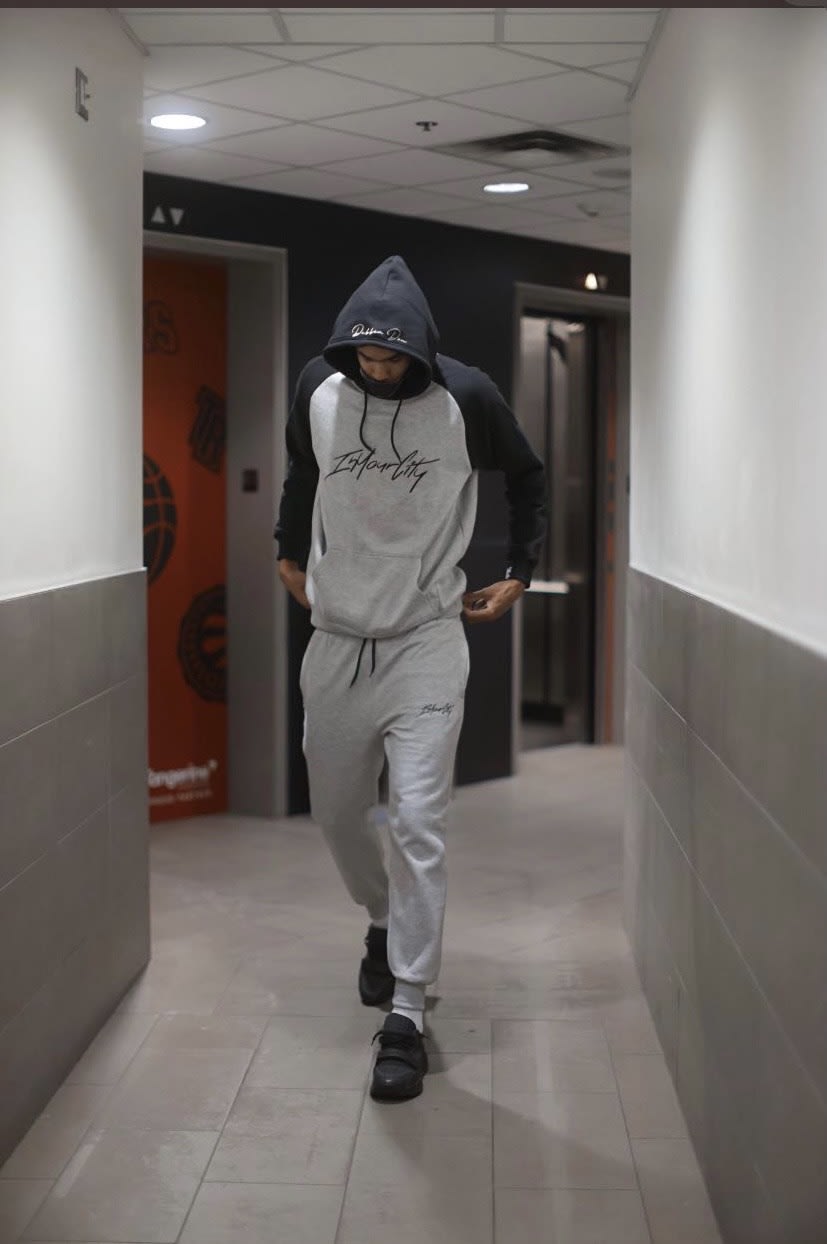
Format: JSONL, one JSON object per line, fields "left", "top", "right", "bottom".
{"left": 275, "top": 256, "right": 546, "bottom": 1102}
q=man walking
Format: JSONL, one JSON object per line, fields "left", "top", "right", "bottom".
{"left": 275, "top": 255, "right": 546, "bottom": 1101}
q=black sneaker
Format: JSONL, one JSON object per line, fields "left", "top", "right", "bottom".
{"left": 358, "top": 925, "right": 395, "bottom": 1007}
{"left": 370, "top": 1013, "right": 429, "bottom": 1101}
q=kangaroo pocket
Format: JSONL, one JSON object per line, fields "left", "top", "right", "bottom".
{"left": 309, "top": 547, "right": 436, "bottom": 638}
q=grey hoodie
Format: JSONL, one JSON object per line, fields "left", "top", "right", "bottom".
{"left": 275, "top": 256, "right": 546, "bottom": 640}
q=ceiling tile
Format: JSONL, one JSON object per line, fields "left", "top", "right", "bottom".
{"left": 144, "top": 147, "right": 285, "bottom": 183}
{"left": 144, "top": 46, "right": 287, "bottom": 93}
{"left": 420, "top": 168, "right": 596, "bottom": 204}
{"left": 447, "top": 71, "right": 628, "bottom": 128}
{"left": 505, "top": 43, "right": 647, "bottom": 70}
{"left": 425, "top": 200, "right": 552, "bottom": 232}
{"left": 241, "top": 44, "right": 361, "bottom": 62}
{"left": 591, "top": 59, "right": 641, "bottom": 86}
{"left": 321, "top": 99, "right": 531, "bottom": 146}
{"left": 322, "top": 148, "right": 501, "bottom": 187}
{"left": 124, "top": 11, "right": 280, "bottom": 44}
{"left": 503, "top": 12, "right": 658, "bottom": 44}
{"left": 188, "top": 63, "right": 416, "bottom": 121}
{"left": 315, "top": 44, "right": 565, "bottom": 95}
{"left": 538, "top": 188, "right": 631, "bottom": 221}
{"left": 529, "top": 154, "right": 631, "bottom": 188}
{"left": 334, "top": 186, "right": 469, "bottom": 218}
{"left": 521, "top": 217, "right": 630, "bottom": 251}
{"left": 225, "top": 166, "right": 395, "bottom": 199}
{"left": 560, "top": 113, "right": 631, "bottom": 146}
{"left": 280, "top": 11, "right": 497, "bottom": 43}
{"left": 143, "top": 95, "right": 291, "bottom": 144}
{"left": 206, "top": 124, "right": 404, "bottom": 166}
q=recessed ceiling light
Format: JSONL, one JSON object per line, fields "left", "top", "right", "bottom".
{"left": 150, "top": 113, "right": 207, "bottom": 131}
{"left": 483, "top": 181, "right": 530, "bottom": 195}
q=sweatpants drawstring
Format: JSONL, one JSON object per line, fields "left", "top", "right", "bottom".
{"left": 350, "top": 637, "right": 378, "bottom": 688}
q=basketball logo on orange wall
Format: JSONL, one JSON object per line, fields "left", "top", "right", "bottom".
{"left": 143, "top": 255, "right": 228, "bottom": 823}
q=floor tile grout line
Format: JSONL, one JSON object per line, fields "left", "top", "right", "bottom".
{"left": 172, "top": 1125, "right": 225, "bottom": 1244}
{"left": 333, "top": 1050, "right": 374, "bottom": 1244}
{"left": 168, "top": 1015, "right": 275, "bottom": 1243}
{"left": 605, "top": 1025, "right": 656, "bottom": 1244}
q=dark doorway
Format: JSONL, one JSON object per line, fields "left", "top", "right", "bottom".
{"left": 518, "top": 313, "right": 598, "bottom": 750}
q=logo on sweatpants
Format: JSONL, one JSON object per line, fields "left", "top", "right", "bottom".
{"left": 418, "top": 703, "right": 454, "bottom": 717}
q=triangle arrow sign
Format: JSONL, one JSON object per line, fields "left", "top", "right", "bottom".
{"left": 170, "top": 208, "right": 184, "bottom": 227}
{"left": 151, "top": 206, "right": 166, "bottom": 225}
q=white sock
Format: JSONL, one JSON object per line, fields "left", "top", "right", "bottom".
{"left": 371, "top": 914, "right": 389, "bottom": 930}
{"left": 392, "top": 981, "right": 426, "bottom": 1033}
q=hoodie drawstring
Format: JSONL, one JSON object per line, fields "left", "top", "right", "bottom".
{"left": 358, "top": 390, "right": 371, "bottom": 453}
{"left": 389, "top": 398, "right": 403, "bottom": 462}
{"left": 358, "top": 390, "right": 404, "bottom": 462}
{"left": 350, "top": 637, "right": 378, "bottom": 688}
{"left": 348, "top": 385, "right": 403, "bottom": 687}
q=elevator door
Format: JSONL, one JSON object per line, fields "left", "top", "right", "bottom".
{"left": 519, "top": 314, "right": 596, "bottom": 748}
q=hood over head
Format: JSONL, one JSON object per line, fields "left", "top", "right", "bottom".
{"left": 324, "top": 256, "right": 439, "bottom": 399}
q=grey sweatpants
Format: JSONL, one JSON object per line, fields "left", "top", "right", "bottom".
{"left": 301, "top": 616, "right": 469, "bottom": 996}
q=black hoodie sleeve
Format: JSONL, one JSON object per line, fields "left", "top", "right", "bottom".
{"left": 438, "top": 357, "right": 547, "bottom": 586}
{"left": 274, "top": 358, "right": 330, "bottom": 569}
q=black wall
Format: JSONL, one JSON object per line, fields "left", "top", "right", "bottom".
{"left": 144, "top": 173, "right": 630, "bottom": 811}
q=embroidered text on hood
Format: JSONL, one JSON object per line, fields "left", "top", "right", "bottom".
{"left": 324, "top": 256, "right": 439, "bottom": 399}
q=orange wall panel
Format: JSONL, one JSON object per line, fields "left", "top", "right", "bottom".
{"left": 143, "top": 255, "right": 227, "bottom": 822}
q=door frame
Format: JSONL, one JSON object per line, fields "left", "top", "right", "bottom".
{"left": 512, "top": 282, "right": 631, "bottom": 768}
{"left": 142, "top": 231, "right": 290, "bottom": 816}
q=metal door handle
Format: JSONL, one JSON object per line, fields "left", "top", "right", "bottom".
{"left": 526, "top": 579, "right": 570, "bottom": 596}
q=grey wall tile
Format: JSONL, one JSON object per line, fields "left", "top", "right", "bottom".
{"left": 55, "top": 694, "right": 109, "bottom": 839}
{"left": 51, "top": 578, "right": 108, "bottom": 717}
{"left": 752, "top": 1013, "right": 827, "bottom": 1242}
{"left": 0, "top": 591, "right": 53, "bottom": 746}
{"left": 0, "top": 855, "right": 60, "bottom": 1029}
{"left": 0, "top": 572, "right": 149, "bottom": 1168}
{"left": 106, "top": 873, "right": 151, "bottom": 1002}
{"left": 685, "top": 593, "right": 726, "bottom": 758}
{"left": 719, "top": 610, "right": 770, "bottom": 801}
{"left": 675, "top": 993, "right": 765, "bottom": 1244}
{"left": 638, "top": 899, "right": 681, "bottom": 1074}
{"left": 626, "top": 664, "right": 690, "bottom": 851}
{"left": 108, "top": 781, "right": 149, "bottom": 899}
{"left": 0, "top": 923, "right": 112, "bottom": 1166}
{"left": 106, "top": 571, "right": 147, "bottom": 687}
{"left": 54, "top": 807, "right": 110, "bottom": 959}
{"left": 762, "top": 631, "right": 827, "bottom": 884}
{"left": 624, "top": 661, "right": 654, "bottom": 777}
{"left": 0, "top": 719, "right": 59, "bottom": 890}
{"left": 690, "top": 734, "right": 827, "bottom": 1093}
{"left": 658, "top": 581, "right": 689, "bottom": 719}
{"left": 649, "top": 795, "right": 695, "bottom": 997}
{"left": 650, "top": 689, "right": 690, "bottom": 850}
{"left": 627, "top": 568, "right": 662, "bottom": 686}
{"left": 628, "top": 568, "right": 827, "bottom": 1244}
{"left": 108, "top": 674, "right": 148, "bottom": 796}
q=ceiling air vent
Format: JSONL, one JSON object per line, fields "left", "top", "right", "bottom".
{"left": 433, "top": 129, "right": 629, "bottom": 170}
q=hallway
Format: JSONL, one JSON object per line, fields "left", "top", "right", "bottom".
{"left": 0, "top": 748, "right": 720, "bottom": 1244}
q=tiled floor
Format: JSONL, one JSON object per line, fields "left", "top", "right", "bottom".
{"left": 1, "top": 746, "right": 722, "bottom": 1243}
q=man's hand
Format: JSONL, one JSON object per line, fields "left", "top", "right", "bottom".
{"left": 278, "top": 559, "right": 310, "bottom": 610}
{"left": 462, "top": 579, "right": 525, "bottom": 624}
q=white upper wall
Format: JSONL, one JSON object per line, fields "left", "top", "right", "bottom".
{"left": 631, "top": 9, "right": 827, "bottom": 654}
{"left": 0, "top": 9, "right": 143, "bottom": 598}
